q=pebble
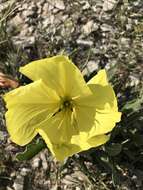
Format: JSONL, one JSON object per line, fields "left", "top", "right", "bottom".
{"left": 28, "top": 26, "right": 35, "bottom": 33}
{"left": 13, "top": 175, "right": 24, "bottom": 190}
{"left": 10, "top": 171, "right": 16, "bottom": 178}
{"left": 49, "top": 0, "right": 65, "bottom": 10}
{"left": 129, "top": 75, "right": 140, "bottom": 86}
{"left": 0, "top": 0, "right": 143, "bottom": 189}
{"left": 20, "top": 168, "right": 31, "bottom": 176}
{"left": 10, "top": 14, "right": 23, "bottom": 26}
{"left": 87, "top": 60, "right": 99, "bottom": 73}
{"left": 19, "top": 24, "right": 29, "bottom": 36}
{"left": 31, "top": 157, "right": 41, "bottom": 168}
{"left": 43, "top": 3, "right": 50, "bottom": 14}
{"left": 40, "top": 152, "right": 48, "bottom": 170}
{"left": 6, "top": 187, "right": 13, "bottom": 190}
{"left": 82, "top": 20, "right": 98, "bottom": 35}
{"left": 75, "top": 187, "right": 81, "bottom": 190}
{"left": 13, "top": 183, "right": 23, "bottom": 190}
{"left": 12, "top": 36, "right": 35, "bottom": 47}
{"left": 22, "top": 3, "right": 28, "bottom": 10}
{"left": 22, "top": 10, "right": 34, "bottom": 17}
{"left": 102, "top": 0, "right": 118, "bottom": 11}
{"left": 82, "top": 60, "right": 99, "bottom": 76}
{"left": 81, "top": 1, "right": 90, "bottom": 10}
{"left": 100, "top": 23, "right": 113, "bottom": 32}
{"left": 0, "top": 2, "right": 10, "bottom": 12}
{"left": 76, "top": 39, "right": 93, "bottom": 46}
{"left": 0, "top": 131, "right": 5, "bottom": 141}
{"left": 120, "top": 37, "right": 130, "bottom": 49}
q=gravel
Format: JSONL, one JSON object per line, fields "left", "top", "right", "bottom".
{"left": 0, "top": 0, "right": 143, "bottom": 189}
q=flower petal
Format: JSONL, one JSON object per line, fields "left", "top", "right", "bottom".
{"left": 74, "top": 70, "right": 118, "bottom": 112}
{"left": 20, "top": 55, "right": 91, "bottom": 98}
{"left": 87, "top": 84, "right": 118, "bottom": 111}
{"left": 87, "top": 69, "right": 108, "bottom": 86}
{"left": 71, "top": 133, "right": 109, "bottom": 151}
{"left": 4, "top": 80, "right": 60, "bottom": 145}
{"left": 35, "top": 129, "right": 81, "bottom": 161}
{"left": 37, "top": 109, "right": 79, "bottom": 145}
{"left": 37, "top": 128, "right": 109, "bottom": 161}
{"left": 85, "top": 69, "right": 118, "bottom": 111}
{"left": 88, "top": 111, "right": 121, "bottom": 137}
{"left": 73, "top": 105, "right": 96, "bottom": 132}
{"left": 86, "top": 69, "right": 121, "bottom": 136}
{"left": 72, "top": 95, "right": 121, "bottom": 137}
{"left": 73, "top": 102, "right": 121, "bottom": 138}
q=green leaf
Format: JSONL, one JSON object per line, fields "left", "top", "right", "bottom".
{"left": 133, "top": 134, "right": 143, "bottom": 147}
{"left": 16, "top": 139, "right": 46, "bottom": 161}
{"left": 105, "top": 143, "right": 122, "bottom": 156}
{"left": 112, "top": 167, "right": 120, "bottom": 187}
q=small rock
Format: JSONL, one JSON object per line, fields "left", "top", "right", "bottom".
{"left": 44, "top": 14, "right": 55, "bottom": 26}
{"left": 82, "top": 20, "right": 98, "bottom": 35}
{"left": 20, "top": 168, "right": 31, "bottom": 176}
{"left": 43, "top": 180, "right": 50, "bottom": 186}
{"left": 75, "top": 187, "right": 81, "bottom": 190}
{"left": 49, "top": 0, "right": 65, "bottom": 10}
{"left": 82, "top": 68, "right": 89, "bottom": 77}
{"left": 51, "top": 185, "right": 59, "bottom": 190}
{"left": 6, "top": 187, "right": 13, "bottom": 190}
{"left": 82, "top": 60, "right": 99, "bottom": 76}
{"left": 103, "top": 0, "right": 118, "bottom": 11}
{"left": 120, "top": 37, "right": 130, "bottom": 49}
{"left": 13, "top": 183, "right": 23, "bottom": 190}
{"left": 76, "top": 39, "right": 93, "bottom": 46}
{"left": 129, "top": 75, "right": 139, "bottom": 86}
{"left": 22, "top": 3, "right": 28, "bottom": 10}
{"left": 32, "top": 157, "right": 40, "bottom": 168}
{"left": 100, "top": 23, "right": 113, "bottom": 32}
{"left": 52, "top": 8, "right": 60, "bottom": 14}
{"left": 42, "top": 3, "right": 51, "bottom": 15}
{"left": 13, "top": 175, "right": 24, "bottom": 190}
{"left": 42, "top": 18, "right": 50, "bottom": 28}
{"left": 62, "top": 175, "right": 76, "bottom": 185}
{"left": 5, "top": 144, "right": 18, "bottom": 153}
{"left": 28, "top": 26, "right": 35, "bottom": 33}
{"left": 0, "top": 131, "right": 6, "bottom": 142}
{"left": 12, "top": 36, "right": 36, "bottom": 47}
{"left": 10, "top": 171, "right": 16, "bottom": 178}
{"left": 0, "top": 2, "right": 9, "bottom": 12}
{"left": 87, "top": 60, "right": 98, "bottom": 73}
{"left": 81, "top": 1, "right": 90, "bottom": 10}
{"left": 22, "top": 10, "right": 34, "bottom": 17}
{"left": 132, "top": 175, "right": 137, "bottom": 180}
{"left": 10, "top": 14, "right": 24, "bottom": 26}
{"left": 126, "top": 23, "right": 133, "bottom": 31}
{"left": 19, "top": 24, "right": 29, "bottom": 36}
{"left": 40, "top": 152, "right": 48, "bottom": 170}
{"left": 126, "top": 18, "right": 133, "bottom": 30}
{"left": 37, "top": 2, "right": 42, "bottom": 14}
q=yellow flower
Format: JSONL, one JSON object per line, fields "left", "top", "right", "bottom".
{"left": 4, "top": 55, "right": 121, "bottom": 161}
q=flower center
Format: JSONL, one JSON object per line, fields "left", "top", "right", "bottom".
{"left": 52, "top": 98, "right": 73, "bottom": 117}
{"left": 61, "top": 98, "right": 74, "bottom": 112}
{"left": 63, "top": 100, "right": 72, "bottom": 108}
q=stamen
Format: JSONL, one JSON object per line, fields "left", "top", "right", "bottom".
{"left": 52, "top": 108, "right": 62, "bottom": 117}
{"left": 52, "top": 98, "right": 74, "bottom": 117}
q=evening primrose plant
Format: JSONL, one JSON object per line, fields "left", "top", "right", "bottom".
{"left": 4, "top": 55, "right": 121, "bottom": 161}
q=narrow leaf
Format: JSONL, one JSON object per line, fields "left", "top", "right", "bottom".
{"left": 16, "top": 139, "right": 46, "bottom": 161}
{"left": 105, "top": 143, "right": 122, "bottom": 156}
